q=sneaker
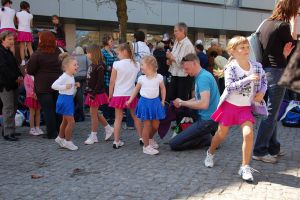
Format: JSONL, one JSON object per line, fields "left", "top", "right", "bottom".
{"left": 113, "top": 140, "right": 124, "bottom": 149}
{"left": 139, "top": 138, "right": 144, "bottom": 146}
{"left": 238, "top": 165, "right": 259, "bottom": 182}
{"left": 84, "top": 134, "right": 98, "bottom": 145}
{"left": 204, "top": 150, "right": 214, "bottom": 168}
{"left": 55, "top": 136, "right": 65, "bottom": 148}
{"left": 252, "top": 154, "right": 277, "bottom": 163}
{"left": 143, "top": 145, "right": 159, "bottom": 155}
{"left": 35, "top": 127, "right": 45, "bottom": 135}
{"left": 272, "top": 150, "right": 285, "bottom": 158}
{"left": 104, "top": 126, "right": 114, "bottom": 141}
{"left": 63, "top": 140, "right": 78, "bottom": 151}
{"left": 149, "top": 139, "right": 159, "bottom": 149}
{"left": 29, "top": 128, "right": 39, "bottom": 136}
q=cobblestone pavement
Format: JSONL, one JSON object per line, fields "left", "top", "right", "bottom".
{"left": 0, "top": 118, "right": 299, "bottom": 200}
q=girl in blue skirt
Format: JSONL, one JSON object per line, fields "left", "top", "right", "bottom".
{"left": 126, "top": 56, "right": 166, "bottom": 155}
{"left": 52, "top": 53, "right": 80, "bottom": 151}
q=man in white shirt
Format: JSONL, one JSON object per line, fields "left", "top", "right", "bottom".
{"left": 166, "top": 22, "right": 195, "bottom": 102}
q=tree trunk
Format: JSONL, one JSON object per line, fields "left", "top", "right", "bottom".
{"left": 115, "top": 0, "right": 128, "bottom": 43}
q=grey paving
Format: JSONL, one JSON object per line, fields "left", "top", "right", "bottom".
{"left": 0, "top": 119, "right": 299, "bottom": 200}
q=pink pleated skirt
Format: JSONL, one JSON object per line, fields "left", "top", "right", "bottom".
{"left": 211, "top": 101, "right": 255, "bottom": 126}
{"left": 109, "top": 96, "right": 138, "bottom": 109}
{"left": 24, "top": 97, "right": 40, "bottom": 109}
{"left": 56, "top": 39, "right": 66, "bottom": 48}
{"left": 17, "top": 31, "right": 33, "bottom": 42}
{"left": 85, "top": 93, "right": 109, "bottom": 107}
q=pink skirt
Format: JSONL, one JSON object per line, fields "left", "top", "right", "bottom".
{"left": 109, "top": 96, "right": 138, "bottom": 109}
{"left": 211, "top": 101, "right": 255, "bottom": 126}
{"left": 56, "top": 39, "right": 66, "bottom": 48}
{"left": 17, "top": 31, "right": 33, "bottom": 42}
{"left": 85, "top": 93, "right": 109, "bottom": 107}
{"left": 24, "top": 97, "right": 40, "bottom": 109}
{"left": 0, "top": 28, "right": 17, "bottom": 38}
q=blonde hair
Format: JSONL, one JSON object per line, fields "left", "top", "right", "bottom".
{"left": 226, "top": 36, "right": 249, "bottom": 64}
{"left": 141, "top": 55, "right": 158, "bottom": 72}
{"left": 59, "top": 52, "right": 76, "bottom": 71}
{"left": 86, "top": 44, "right": 103, "bottom": 65}
{"left": 118, "top": 42, "right": 136, "bottom": 65}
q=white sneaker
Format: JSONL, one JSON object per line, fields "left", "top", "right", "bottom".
{"left": 35, "top": 127, "right": 45, "bottom": 135}
{"left": 238, "top": 165, "right": 259, "bottom": 182}
{"left": 84, "top": 134, "right": 98, "bottom": 145}
{"left": 55, "top": 136, "right": 65, "bottom": 148}
{"left": 29, "top": 128, "right": 39, "bottom": 136}
{"left": 113, "top": 140, "right": 124, "bottom": 149}
{"left": 104, "top": 126, "right": 114, "bottom": 141}
{"left": 204, "top": 150, "right": 214, "bottom": 168}
{"left": 252, "top": 154, "right": 277, "bottom": 163}
{"left": 143, "top": 145, "right": 159, "bottom": 155}
{"left": 149, "top": 139, "right": 159, "bottom": 149}
{"left": 63, "top": 140, "right": 78, "bottom": 151}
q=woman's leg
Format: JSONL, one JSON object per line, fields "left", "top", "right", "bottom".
{"left": 64, "top": 116, "right": 75, "bottom": 141}
{"left": 241, "top": 121, "right": 254, "bottom": 166}
{"left": 209, "top": 125, "right": 230, "bottom": 154}
{"left": 27, "top": 42, "right": 33, "bottom": 56}
{"left": 35, "top": 108, "right": 41, "bottom": 128}
{"left": 19, "top": 42, "right": 25, "bottom": 63}
{"left": 29, "top": 108, "right": 35, "bottom": 129}
{"left": 129, "top": 109, "right": 142, "bottom": 139}
{"left": 98, "top": 113, "right": 109, "bottom": 127}
{"left": 58, "top": 117, "right": 67, "bottom": 139}
{"left": 90, "top": 107, "right": 99, "bottom": 133}
{"left": 113, "top": 109, "right": 123, "bottom": 142}
{"left": 142, "top": 120, "right": 151, "bottom": 146}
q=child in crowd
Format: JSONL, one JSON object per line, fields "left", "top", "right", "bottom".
{"left": 204, "top": 36, "right": 267, "bottom": 182}
{"left": 109, "top": 42, "right": 142, "bottom": 149}
{"left": 84, "top": 44, "right": 114, "bottom": 145}
{"left": 0, "top": 0, "right": 16, "bottom": 53}
{"left": 126, "top": 56, "right": 166, "bottom": 155}
{"left": 52, "top": 53, "right": 79, "bottom": 151}
{"left": 16, "top": 1, "right": 33, "bottom": 66}
{"left": 51, "top": 15, "right": 66, "bottom": 48}
{"left": 24, "top": 70, "right": 43, "bottom": 136}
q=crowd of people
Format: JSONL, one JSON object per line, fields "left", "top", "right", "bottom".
{"left": 0, "top": 0, "right": 299, "bottom": 183}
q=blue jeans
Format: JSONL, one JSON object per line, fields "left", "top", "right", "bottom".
{"left": 169, "top": 119, "right": 217, "bottom": 151}
{"left": 253, "top": 68, "right": 286, "bottom": 156}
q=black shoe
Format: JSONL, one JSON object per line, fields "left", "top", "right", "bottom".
{"left": 3, "top": 135, "right": 19, "bottom": 141}
{"left": 13, "top": 132, "right": 21, "bottom": 136}
{"left": 139, "top": 138, "right": 144, "bottom": 146}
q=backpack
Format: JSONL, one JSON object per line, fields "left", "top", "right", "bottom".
{"left": 133, "top": 42, "right": 142, "bottom": 63}
{"left": 280, "top": 101, "right": 300, "bottom": 127}
{"left": 247, "top": 20, "right": 266, "bottom": 63}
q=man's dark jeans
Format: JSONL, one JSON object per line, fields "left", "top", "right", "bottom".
{"left": 169, "top": 119, "right": 217, "bottom": 151}
{"left": 254, "top": 68, "right": 285, "bottom": 156}
{"left": 37, "top": 92, "right": 62, "bottom": 139}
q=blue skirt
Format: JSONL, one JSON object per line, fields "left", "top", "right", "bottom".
{"left": 135, "top": 97, "right": 166, "bottom": 121}
{"left": 56, "top": 94, "right": 74, "bottom": 116}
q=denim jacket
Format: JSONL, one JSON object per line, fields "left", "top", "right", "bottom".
{"left": 218, "top": 60, "right": 268, "bottom": 116}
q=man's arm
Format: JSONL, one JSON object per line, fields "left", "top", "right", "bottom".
{"left": 174, "top": 91, "right": 210, "bottom": 110}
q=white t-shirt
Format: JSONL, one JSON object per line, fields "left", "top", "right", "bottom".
{"left": 113, "top": 59, "right": 140, "bottom": 96}
{"left": 138, "top": 74, "right": 163, "bottom": 99}
{"left": 226, "top": 60, "right": 255, "bottom": 106}
{"left": 132, "top": 41, "right": 151, "bottom": 61}
{"left": 16, "top": 11, "right": 33, "bottom": 32}
{"left": 51, "top": 73, "right": 76, "bottom": 95}
{"left": 0, "top": 7, "right": 16, "bottom": 29}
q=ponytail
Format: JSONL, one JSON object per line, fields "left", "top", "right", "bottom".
{"left": 118, "top": 42, "right": 137, "bottom": 66}
{"left": 1, "top": 0, "right": 12, "bottom": 11}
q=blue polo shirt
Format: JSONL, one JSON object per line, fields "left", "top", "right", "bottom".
{"left": 194, "top": 69, "right": 220, "bottom": 120}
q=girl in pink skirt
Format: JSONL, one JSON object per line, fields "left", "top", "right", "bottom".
{"left": 204, "top": 36, "right": 267, "bottom": 182}
{"left": 0, "top": 0, "right": 16, "bottom": 54}
{"left": 84, "top": 44, "right": 114, "bottom": 145}
{"left": 109, "top": 43, "right": 142, "bottom": 149}
{"left": 51, "top": 15, "right": 66, "bottom": 49}
{"left": 16, "top": 1, "right": 33, "bottom": 66}
{"left": 24, "top": 70, "right": 44, "bottom": 136}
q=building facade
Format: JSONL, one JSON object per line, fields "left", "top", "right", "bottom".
{"left": 11, "top": 0, "right": 299, "bottom": 51}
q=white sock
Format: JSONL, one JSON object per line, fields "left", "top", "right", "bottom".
{"left": 21, "top": 60, "right": 26, "bottom": 65}
{"left": 91, "top": 132, "right": 97, "bottom": 136}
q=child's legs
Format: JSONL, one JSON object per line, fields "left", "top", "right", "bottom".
{"left": 64, "top": 116, "right": 75, "bottom": 141}
{"left": 59, "top": 117, "right": 67, "bottom": 138}
{"left": 97, "top": 111, "right": 109, "bottom": 127}
{"left": 241, "top": 121, "right": 254, "bottom": 166}
{"left": 35, "top": 108, "right": 41, "bottom": 127}
{"left": 209, "top": 125, "right": 230, "bottom": 154}
{"left": 150, "top": 120, "right": 160, "bottom": 139}
{"left": 27, "top": 42, "right": 33, "bottom": 56}
{"left": 142, "top": 120, "right": 151, "bottom": 146}
{"left": 129, "top": 109, "right": 142, "bottom": 138}
{"left": 90, "top": 107, "right": 99, "bottom": 132}
{"left": 19, "top": 42, "right": 25, "bottom": 61}
{"left": 114, "top": 109, "right": 123, "bottom": 142}
{"left": 29, "top": 108, "right": 36, "bottom": 128}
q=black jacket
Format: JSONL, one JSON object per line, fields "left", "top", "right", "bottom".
{"left": 0, "top": 44, "right": 22, "bottom": 92}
